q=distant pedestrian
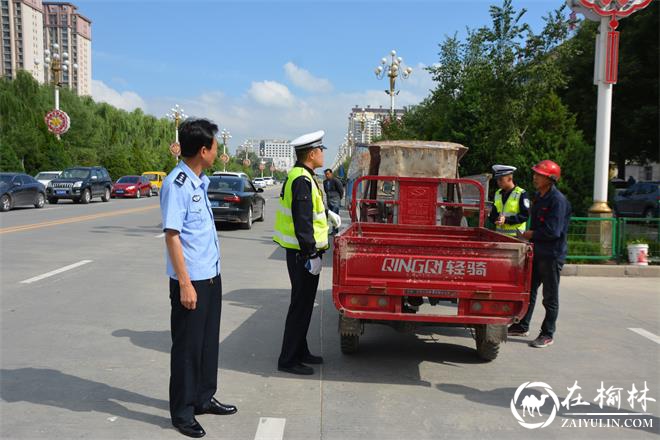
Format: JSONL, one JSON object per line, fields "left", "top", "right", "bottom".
{"left": 323, "top": 168, "right": 344, "bottom": 234}
{"left": 160, "top": 118, "right": 237, "bottom": 438}
{"left": 507, "top": 160, "right": 571, "bottom": 348}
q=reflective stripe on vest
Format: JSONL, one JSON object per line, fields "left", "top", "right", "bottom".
{"left": 273, "top": 167, "right": 329, "bottom": 251}
{"left": 494, "top": 186, "right": 527, "bottom": 236}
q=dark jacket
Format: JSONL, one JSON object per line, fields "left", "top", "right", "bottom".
{"left": 530, "top": 185, "right": 571, "bottom": 263}
{"left": 323, "top": 177, "right": 344, "bottom": 204}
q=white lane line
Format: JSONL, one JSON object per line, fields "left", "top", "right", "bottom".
{"left": 254, "top": 417, "right": 286, "bottom": 440}
{"left": 155, "top": 233, "right": 165, "bottom": 238}
{"left": 20, "top": 260, "right": 93, "bottom": 284}
{"left": 628, "top": 328, "right": 660, "bottom": 345}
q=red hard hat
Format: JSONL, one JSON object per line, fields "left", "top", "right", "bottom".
{"left": 532, "top": 160, "right": 561, "bottom": 182}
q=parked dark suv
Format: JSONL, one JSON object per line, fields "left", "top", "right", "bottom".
{"left": 614, "top": 181, "right": 659, "bottom": 218}
{"left": 47, "top": 166, "right": 113, "bottom": 204}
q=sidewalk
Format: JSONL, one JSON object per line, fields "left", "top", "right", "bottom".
{"left": 562, "top": 264, "right": 660, "bottom": 277}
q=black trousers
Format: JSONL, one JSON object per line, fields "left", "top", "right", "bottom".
{"left": 278, "top": 249, "right": 320, "bottom": 367}
{"left": 519, "top": 257, "right": 562, "bottom": 338}
{"left": 169, "top": 275, "right": 221, "bottom": 425}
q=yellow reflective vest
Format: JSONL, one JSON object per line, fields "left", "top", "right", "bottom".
{"left": 494, "top": 186, "right": 527, "bottom": 236}
{"left": 273, "top": 166, "right": 329, "bottom": 251}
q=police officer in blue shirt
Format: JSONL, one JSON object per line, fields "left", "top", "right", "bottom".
{"left": 160, "top": 118, "right": 236, "bottom": 438}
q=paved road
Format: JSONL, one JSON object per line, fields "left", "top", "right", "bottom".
{"left": 1, "top": 187, "right": 658, "bottom": 439}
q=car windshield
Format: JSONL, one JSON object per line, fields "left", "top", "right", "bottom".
{"left": 117, "top": 176, "right": 139, "bottom": 183}
{"left": 0, "top": 175, "right": 13, "bottom": 184}
{"left": 209, "top": 176, "right": 243, "bottom": 192}
{"left": 143, "top": 173, "right": 159, "bottom": 181}
{"left": 61, "top": 169, "right": 90, "bottom": 179}
{"left": 35, "top": 172, "right": 60, "bottom": 180}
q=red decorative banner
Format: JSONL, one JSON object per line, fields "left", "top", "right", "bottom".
{"left": 44, "top": 109, "right": 70, "bottom": 135}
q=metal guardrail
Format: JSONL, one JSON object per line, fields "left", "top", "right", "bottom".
{"left": 566, "top": 216, "right": 658, "bottom": 263}
{"left": 617, "top": 217, "right": 660, "bottom": 263}
{"left": 567, "top": 217, "right": 618, "bottom": 261}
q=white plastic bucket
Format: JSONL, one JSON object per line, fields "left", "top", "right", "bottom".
{"left": 627, "top": 244, "right": 649, "bottom": 266}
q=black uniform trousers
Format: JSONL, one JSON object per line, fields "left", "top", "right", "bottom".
{"left": 169, "top": 275, "right": 221, "bottom": 425}
{"left": 278, "top": 249, "right": 319, "bottom": 367}
{"left": 519, "top": 257, "right": 561, "bottom": 338}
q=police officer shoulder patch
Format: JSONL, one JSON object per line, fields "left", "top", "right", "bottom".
{"left": 192, "top": 194, "right": 201, "bottom": 202}
{"left": 524, "top": 198, "right": 531, "bottom": 208}
{"left": 174, "top": 172, "right": 187, "bottom": 187}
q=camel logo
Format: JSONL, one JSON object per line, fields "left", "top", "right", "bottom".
{"left": 510, "top": 381, "right": 560, "bottom": 429}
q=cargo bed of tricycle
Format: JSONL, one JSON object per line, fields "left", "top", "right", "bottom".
{"left": 332, "top": 175, "right": 533, "bottom": 360}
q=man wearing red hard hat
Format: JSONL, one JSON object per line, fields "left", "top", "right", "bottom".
{"left": 508, "top": 160, "right": 571, "bottom": 348}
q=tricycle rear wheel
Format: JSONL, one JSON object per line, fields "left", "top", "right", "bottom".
{"left": 340, "top": 334, "right": 359, "bottom": 354}
{"left": 474, "top": 324, "right": 504, "bottom": 361}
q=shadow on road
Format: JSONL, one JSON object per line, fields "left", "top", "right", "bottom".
{"left": 0, "top": 368, "right": 170, "bottom": 428}
{"left": 113, "top": 284, "right": 490, "bottom": 389}
{"left": 438, "top": 383, "right": 660, "bottom": 435}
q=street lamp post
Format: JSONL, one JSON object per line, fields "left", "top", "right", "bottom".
{"left": 220, "top": 128, "right": 232, "bottom": 172}
{"left": 374, "top": 49, "right": 413, "bottom": 118}
{"left": 166, "top": 105, "right": 187, "bottom": 163}
{"left": 39, "top": 43, "right": 77, "bottom": 139}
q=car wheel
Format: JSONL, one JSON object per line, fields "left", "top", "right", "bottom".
{"left": 80, "top": 189, "right": 91, "bottom": 204}
{"left": 48, "top": 197, "right": 58, "bottom": 204}
{"left": 101, "top": 187, "right": 111, "bottom": 202}
{"left": 147, "top": 188, "right": 152, "bottom": 197}
{"left": 34, "top": 193, "right": 45, "bottom": 209}
{"left": 0, "top": 194, "right": 11, "bottom": 212}
{"left": 256, "top": 201, "right": 265, "bottom": 221}
{"left": 242, "top": 206, "right": 253, "bottom": 230}
{"left": 136, "top": 190, "right": 141, "bottom": 199}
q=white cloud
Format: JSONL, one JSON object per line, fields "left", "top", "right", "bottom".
{"left": 91, "top": 79, "right": 146, "bottom": 112}
{"left": 284, "top": 62, "right": 333, "bottom": 93}
{"left": 139, "top": 61, "right": 437, "bottom": 167}
{"left": 248, "top": 81, "right": 295, "bottom": 108}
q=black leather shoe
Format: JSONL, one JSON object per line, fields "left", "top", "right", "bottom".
{"left": 301, "top": 354, "right": 324, "bottom": 364}
{"left": 195, "top": 398, "right": 238, "bottom": 415}
{"left": 173, "top": 419, "right": 205, "bottom": 438}
{"left": 278, "top": 363, "right": 314, "bottom": 375}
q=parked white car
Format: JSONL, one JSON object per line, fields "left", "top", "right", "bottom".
{"left": 34, "top": 171, "right": 62, "bottom": 187}
{"left": 252, "top": 178, "right": 267, "bottom": 189}
{"left": 264, "top": 177, "right": 275, "bottom": 186}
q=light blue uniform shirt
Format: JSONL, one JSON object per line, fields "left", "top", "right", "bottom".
{"left": 160, "top": 161, "right": 220, "bottom": 281}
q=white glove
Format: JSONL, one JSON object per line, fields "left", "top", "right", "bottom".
{"left": 327, "top": 210, "right": 342, "bottom": 228}
{"left": 305, "top": 256, "right": 322, "bottom": 276}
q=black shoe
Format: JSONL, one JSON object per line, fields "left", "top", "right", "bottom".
{"left": 301, "top": 353, "right": 324, "bottom": 364}
{"left": 195, "top": 397, "right": 238, "bottom": 416}
{"left": 507, "top": 324, "right": 529, "bottom": 337}
{"left": 278, "top": 363, "right": 314, "bottom": 375}
{"left": 173, "top": 419, "right": 205, "bottom": 438}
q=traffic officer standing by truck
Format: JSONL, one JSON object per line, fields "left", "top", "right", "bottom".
{"left": 489, "top": 164, "right": 529, "bottom": 236}
{"left": 508, "top": 160, "right": 571, "bottom": 348}
{"left": 273, "top": 130, "right": 341, "bottom": 375}
{"left": 160, "top": 118, "right": 237, "bottom": 438}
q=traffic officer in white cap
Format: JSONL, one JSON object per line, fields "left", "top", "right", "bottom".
{"left": 273, "top": 130, "right": 341, "bottom": 375}
{"left": 489, "top": 164, "right": 529, "bottom": 237}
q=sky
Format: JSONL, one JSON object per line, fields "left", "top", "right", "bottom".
{"left": 78, "top": 0, "right": 566, "bottom": 162}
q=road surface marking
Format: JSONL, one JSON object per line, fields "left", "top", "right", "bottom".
{"left": 254, "top": 417, "right": 286, "bottom": 440}
{"left": 0, "top": 205, "right": 158, "bottom": 235}
{"left": 20, "top": 260, "right": 93, "bottom": 284}
{"left": 155, "top": 233, "right": 165, "bottom": 238}
{"left": 628, "top": 328, "right": 660, "bottom": 345}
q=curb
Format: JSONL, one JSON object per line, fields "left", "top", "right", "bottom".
{"left": 562, "top": 264, "right": 660, "bottom": 277}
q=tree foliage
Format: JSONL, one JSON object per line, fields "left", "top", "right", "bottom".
{"left": 381, "top": 0, "right": 658, "bottom": 215}
{"left": 0, "top": 71, "right": 178, "bottom": 178}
